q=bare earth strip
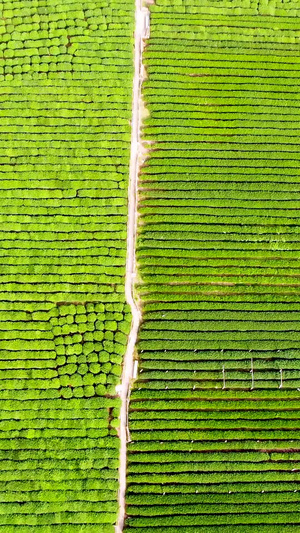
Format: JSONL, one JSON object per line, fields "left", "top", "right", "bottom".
{"left": 115, "top": 2, "right": 149, "bottom": 532}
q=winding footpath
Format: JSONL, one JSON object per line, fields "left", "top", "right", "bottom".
{"left": 115, "top": 2, "right": 149, "bottom": 532}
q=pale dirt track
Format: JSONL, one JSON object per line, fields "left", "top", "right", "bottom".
{"left": 115, "top": 2, "right": 148, "bottom": 532}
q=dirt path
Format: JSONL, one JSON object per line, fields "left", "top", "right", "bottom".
{"left": 115, "top": 3, "right": 149, "bottom": 532}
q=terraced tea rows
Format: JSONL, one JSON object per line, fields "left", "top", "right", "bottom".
{"left": 125, "top": 0, "right": 300, "bottom": 531}
{"left": 0, "top": 0, "right": 133, "bottom": 531}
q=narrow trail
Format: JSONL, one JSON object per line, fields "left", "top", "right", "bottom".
{"left": 115, "top": 3, "right": 149, "bottom": 532}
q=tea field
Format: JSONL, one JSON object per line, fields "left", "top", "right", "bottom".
{"left": 3, "top": 0, "right": 300, "bottom": 530}
{"left": 0, "top": 0, "right": 133, "bottom": 531}
{"left": 125, "top": 0, "right": 300, "bottom": 531}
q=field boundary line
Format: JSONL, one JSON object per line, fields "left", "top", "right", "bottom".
{"left": 115, "top": 2, "right": 149, "bottom": 532}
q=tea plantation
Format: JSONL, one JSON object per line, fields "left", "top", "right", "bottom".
{"left": 125, "top": 0, "right": 300, "bottom": 531}
{"left": 0, "top": 0, "right": 133, "bottom": 531}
